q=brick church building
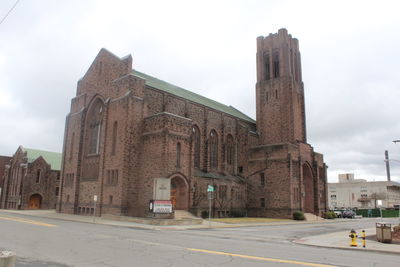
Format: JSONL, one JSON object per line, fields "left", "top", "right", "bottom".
{"left": 58, "top": 29, "right": 327, "bottom": 219}
{"left": 0, "top": 146, "right": 61, "bottom": 210}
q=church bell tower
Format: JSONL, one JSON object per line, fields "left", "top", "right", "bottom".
{"left": 256, "top": 28, "right": 307, "bottom": 145}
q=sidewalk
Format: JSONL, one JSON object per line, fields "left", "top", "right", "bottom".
{"left": 294, "top": 228, "right": 400, "bottom": 254}
{"left": 0, "top": 209, "right": 342, "bottom": 230}
{"left": 0, "top": 209, "right": 290, "bottom": 230}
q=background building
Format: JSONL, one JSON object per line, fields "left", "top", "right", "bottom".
{"left": 0, "top": 146, "right": 61, "bottom": 210}
{"left": 58, "top": 29, "right": 327, "bottom": 219}
{"left": 0, "top": 155, "right": 12, "bottom": 198}
{"left": 328, "top": 173, "right": 400, "bottom": 209}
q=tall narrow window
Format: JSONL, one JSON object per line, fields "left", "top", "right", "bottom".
{"left": 111, "top": 121, "right": 118, "bottom": 156}
{"left": 192, "top": 126, "right": 200, "bottom": 168}
{"left": 226, "top": 135, "right": 234, "bottom": 165}
{"left": 273, "top": 51, "right": 280, "bottom": 78}
{"left": 69, "top": 132, "right": 75, "bottom": 161}
{"left": 36, "top": 169, "right": 41, "bottom": 183}
{"left": 260, "top": 198, "right": 265, "bottom": 208}
{"left": 260, "top": 173, "right": 265, "bottom": 186}
{"left": 176, "top": 142, "right": 181, "bottom": 168}
{"left": 210, "top": 130, "right": 218, "bottom": 169}
{"left": 89, "top": 123, "right": 101, "bottom": 154}
{"left": 294, "top": 53, "right": 299, "bottom": 82}
{"left": 264, "top": 54, "right": 270, "bottom": 80}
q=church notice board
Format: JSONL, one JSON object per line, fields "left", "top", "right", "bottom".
{"left": 153, "top": 200, "right": 173, "bottom": 213}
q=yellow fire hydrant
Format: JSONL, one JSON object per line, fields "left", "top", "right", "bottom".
{"left": 361, "top": 230, "right": 366, "bottom": 248}
{"left": 349, "top": 229, "right": 358, "bottom": 247}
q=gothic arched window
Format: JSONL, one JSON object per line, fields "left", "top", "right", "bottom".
{"left": 226, "top": 134, "right": 234, "bottom": 165}
{"left": 209, "top": 130, "right": 218, "bottom": 170}
{"left": 192, "top": 126, "right": 200, "bottom": 168}
{"left": 86, "top": 99, "right": 104, "bottom": 155}
{"left": 264, "top": 53, "right": 270, "bottom": 80}
{"left": 273, "top": 51, "right": 280, "bottom": 78}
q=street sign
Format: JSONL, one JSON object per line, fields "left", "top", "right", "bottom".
{"left": 207, "top": 185, "right": 214, "bottom": 192}
{"left": 207, "top": 191, "right": 214, "bottom": 200}
{"left": 94, "top": 195, "right": 98, "bottom": 202}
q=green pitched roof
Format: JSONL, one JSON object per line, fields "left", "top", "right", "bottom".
{"left": 132, "top": 70, "right": 255, "bottom": 123}
{"left": 25, "top": 148, "right": 62, "bottom": 171}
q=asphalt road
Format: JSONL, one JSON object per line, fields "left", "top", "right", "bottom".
{"left": 0, "top": 211, "right": 399, "bottom": 267}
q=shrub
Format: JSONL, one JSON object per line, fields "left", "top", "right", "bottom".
{"left": 325, "top": 211, "right": 337, "bottom": 219}
{"left": 201, "top": 210, "right": 209, "bottom": 219}
{"left": 229, "top": 209, "right": 246, "bottom": 218}
{"left": 293, "top": 211, "right": 305, "bottom": 220}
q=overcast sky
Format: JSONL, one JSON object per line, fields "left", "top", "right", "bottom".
{"left": 1, "top": 0, "right": 399, "bottom": 182}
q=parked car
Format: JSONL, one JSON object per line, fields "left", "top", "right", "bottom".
{"left": 333, "top": 210, "right": 343, "bottom": 218}
{"left": 342, "top": 210, "right": 355, "bottom": 218}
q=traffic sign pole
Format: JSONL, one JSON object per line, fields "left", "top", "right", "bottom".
{"left": 207, "top": 186, "right": 214, "bottom": 227}
{"left": 93, "top": 195, "right": 98, "bottom": 223}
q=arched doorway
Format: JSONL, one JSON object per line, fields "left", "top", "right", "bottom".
{"left": 29, "top": 194, "right": 42, "bottom": 209}
{"left": 170, "top": 176, "right": 188, "bottom": 210}
{"left": 302, "top": 163, "right": 314, "bottom": 213}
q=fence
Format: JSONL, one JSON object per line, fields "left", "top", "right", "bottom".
{"left": 356, "top": 209, "right": 400, "bottom": 218}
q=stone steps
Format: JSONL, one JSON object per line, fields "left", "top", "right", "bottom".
{"left": 304, "top": 213, "right": 324, "bottom": 221}
{"left": 174, "top": 210, "right": 198, "bottom": 220}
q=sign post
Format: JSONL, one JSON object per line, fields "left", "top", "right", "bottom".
{"left": 207, "top": 185, "right": 214, "bottom": 227}
{"left": 377, "top": 199, "right": 383, "bottom": 221}
{"left": 397, "top": 203, "right": 400, "bottom": 225}
{"left": 93, "top": 195, "right": 98, "bottom": 222}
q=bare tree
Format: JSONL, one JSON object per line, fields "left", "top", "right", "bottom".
{"left": 214, "top": 185, "right": 233, "bottom": 217}
{"left": 192, "top": 184, "right": 206, "bottom": 207}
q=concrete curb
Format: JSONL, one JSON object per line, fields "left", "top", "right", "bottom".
{"left": 293, "top": 239, "right": 400, "bottom": 255}
{"left": 293, "top": 229, "right": 400, "bottom": 255}
{"left": 0, "top": 251, "right": 16, "bottom": 267}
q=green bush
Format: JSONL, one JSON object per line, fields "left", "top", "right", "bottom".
{"left": 325, "top": 211, "right": 337, "bottom": 219}
{"left": 293, "top": 211, "right": 305, "bottom": 220}
{"left": 229, "top": 209, "right": 246, "bottom": 218}
{"left": 201, "top": 210, "right": 209, "bottom": 219}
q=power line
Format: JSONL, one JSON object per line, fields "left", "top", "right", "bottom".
{"left": 0, "top": 0, "right": 21, "bottom": 26}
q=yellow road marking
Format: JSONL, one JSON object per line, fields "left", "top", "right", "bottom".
{"left": 0, "top": 216, "right": 56, "bottom": 227}
{"left": 187, "top": 248, "right": 337, "bottom": 267}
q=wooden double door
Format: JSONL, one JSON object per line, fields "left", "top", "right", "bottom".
{"left": 28, "top": 194, "right": 42, "bottom": 209}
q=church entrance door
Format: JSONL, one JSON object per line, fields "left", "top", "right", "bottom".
{"left": 170, "top": 183, "right": 177, "bottom": 209}
{"left": 170, "top": 176, "right": 188, "bottom": 210}
{"left": 29, "top": 194, "right": 42, "bottom": 209}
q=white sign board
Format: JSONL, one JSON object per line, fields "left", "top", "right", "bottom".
{"left": 153, "top": 200, "right": 173, "bottom": 213}
{"left": 377, "top": 200, "right": 383, "bottom": 207}
{"left": 94, "top": 195, "right": 98, "bottom": 202}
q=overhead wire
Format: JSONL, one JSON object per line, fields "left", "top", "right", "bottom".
{"left": 0, "top": 0, "right": 21, "bottom": 26}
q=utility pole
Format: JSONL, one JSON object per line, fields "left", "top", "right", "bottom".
{"left": 385, "top": 150, "right": 391, "bottom": 181}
